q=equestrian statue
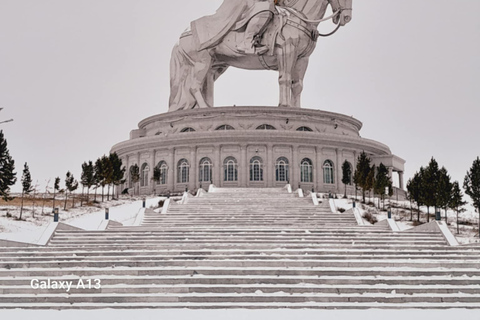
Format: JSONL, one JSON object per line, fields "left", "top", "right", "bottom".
{"left": 169, "top": 0, "right": 352, "bottom": 111}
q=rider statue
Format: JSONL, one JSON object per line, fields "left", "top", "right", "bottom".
{"left": 191, "top": 0, "right": 279, "bottom": 55}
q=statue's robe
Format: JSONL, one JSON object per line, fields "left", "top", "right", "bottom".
{"left": 192, "top": 0, "right": 275, "bottom": 51}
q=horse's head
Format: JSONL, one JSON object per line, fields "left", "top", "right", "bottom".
{"left": 330, "top": 0, "right": 352, "bottom": 26}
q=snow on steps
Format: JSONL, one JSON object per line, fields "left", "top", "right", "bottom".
{"left": 0, "top": 187, "right": 479, "bottom": 309}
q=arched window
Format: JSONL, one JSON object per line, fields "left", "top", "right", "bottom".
{"left": 177, "top": 159, "right": 190, "bottom": 183}
{"left": 180, "top": 127, "right": 196, "bottom": 133}
{"left": 223, "top": 157, "right": 238, "bottom": 182}
{"left": 256, "top": 124, "right": 276, "bottom": 130}
{"left": 275, "top": 157, "right": 289, "bottom": 182}
{"left": 323, "top": 160, "right": 335, "bottom": 184}
{"left": 215, "top": 125, "right": 235, "bottom": 131}
{"left": 199, "top": 157, "right": 213, "bottom": 183}
{"left": 250, "top": 156, "right": 264, "bottom": 181}
{"left": 157, "top": 161, "right": 168, "bottom": 185}
{"left": 140, "top": 163, "right": 149, "bottom": 187}
{"left": 300, "top": 158, "right": 313, "bottom": 183}
{"left": 296, "top": 126, "right": 313, "bottom": 132}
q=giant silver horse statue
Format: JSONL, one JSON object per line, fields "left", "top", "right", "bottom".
{"left": 169, "top": 0, "right": 352, "bottom": 111}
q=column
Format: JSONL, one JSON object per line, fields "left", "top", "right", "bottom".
{"left": 214, "top": 146, "right": 221, "bottom": 186}
{"left": 267, "top": 144, "right": 273, "bottom": 187}
{"left": 292, "top": 146, "right": 299, "bottom": 188}
{"left": 167, "top": 148, "right": 175, "bottom": 192}
{"left": 190, "top": 147, "right": 197, "bottom": 190}
{"left": 151, "top": 150, "right": 156, "bottom": 194}
{"left": 335, "top": 148, "right": 341, "bottom": 194}
{"left": 240, "top": 144, "right": 247, "bottom": 186}
{"left": 399, "top": 171, "right": 404, "bottom": 190}
{"left": 316, "top": 149, "right": 323, "bottom": 191}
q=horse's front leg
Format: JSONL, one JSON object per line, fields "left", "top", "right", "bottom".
{"left": 190, "top": 53, "right": 214, "bottom": 109}
{"left": 277, "top": 41, "right": 297, "bottom": 108}
{"left": 292, "top": 57, "right": 309, "bottom": 109}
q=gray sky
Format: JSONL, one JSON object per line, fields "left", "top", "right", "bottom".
{"left": 1, "top": 0, "right": 479, "bottom": 193}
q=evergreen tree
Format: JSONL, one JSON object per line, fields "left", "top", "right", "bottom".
{"left": 464, "top": 157, "right": 480, "bottom": 238}
{"left": 0, "top": 130, "right": 16, "bottom": 202}
{"left": 374, "top": 163, "right": 392, "bottom": 210}
{"left": 341, "top": 160, "right": 352, "bottom": 199}
{"left": 436, "top": 167, "right": 452, "bottom": 223}
{"left": 64, "top": 171, "right": 78, "bottom": 210}
{"left": 93, "top": 158, "right": 104, "bottom": 202}
{"left": 102, "top": 155, "right": 114, "bottom": 201}
{"left": 153, "top": 166, "right": 161, "bottom": 195}
{"left": 53, "top": 177, "right": 60, "bottom": 209}
{"left": 130, "top": 164, "right": 140, "bottom": 196}
{"left": 81, "top": 161, "right": 95, "bottom": 205}
{"left": 422, "top": 158, "right": 440, "bottom": 222}
{"left": 354, "top": 152, "right": 371, "bottom": 203}
{"left": 19, "top": 163, "right": 33, "bottom": 220}
{"left": 407, "top": 171, "right": 423, "bottom": 221}
{"left": 110, "top": 153, "right": 125, "bottom": 200}
{"left": 366, "top": 164, "right": 375, "bottom": 204}
{"left": 449, "top": 181, "right": 467, "bottom": 235}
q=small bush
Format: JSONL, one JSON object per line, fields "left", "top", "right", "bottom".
{"left": 362, "top": 211, "right": 378, "bottom": 224}
{"left": 158, "top": 200, "right": 165, "bottom": 207}
{"left": 337, "top": 207, "right": 346, "bottom": 213}
{"left": 6, "top": 212, "right": 12, "bottom": 218}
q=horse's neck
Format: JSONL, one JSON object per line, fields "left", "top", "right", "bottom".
{"left": 287, "top": 0, "right": 329, "bottom": 23}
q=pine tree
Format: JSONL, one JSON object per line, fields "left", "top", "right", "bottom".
{"left": 449, "top": 181, "right": 467, "bottom": 235}
{"left": 153, "top": 166, "right": 161, "bottom": 195}
{"left": 64, "top": 171, "right": 78, "bottom": 210}
{"left": 93, "top": 158, "right": 104, "bottom": 202}
{"left": 341, "top": 160, "right": 352, "bottom": 199}
{"left": 130, "top": 164, "right": 140, "bottom": 196}
{"left": 53, "top": 177, "right": 60, "bottom": 209}
{"left": 407, "top": 171, "right": 423, "bottom": 222}
{"left": 374, "top": 163, "right": 392, "bottom": 210}
{"left": 366, "top": 164, "right": 375, "bottom": 205}
{"left": 110, "top": 153, "right": 125, "bottom": 200}
{"left": 0, "top": 130, "right": 17, "bottom": 202}
{"left": 437, "top": 167, "right": 452, "bottom": 223}
{"left": 19, "top": 163, "right": 33, "bottom": 220}
{"left": 464, "top": 157, "right": 480, "bottom": 238}
{"left": 422, "top": 158, "right": 440, "bottom": 222}
{"left": 81, "top": 161, "right": 95, "bottom": 205}
{"left": 354, "top": 152, "right": 371, "bottom": 203}
{"left": 102, "top": 155, "right": 114, "bottom": 201}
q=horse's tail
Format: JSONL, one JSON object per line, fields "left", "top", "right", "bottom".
{"left": 169, "top": 43, "right": 196, "bottom": 111}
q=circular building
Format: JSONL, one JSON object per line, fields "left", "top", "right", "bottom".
{"left": 111, "top": 106, "right": 405, "bottom": 196}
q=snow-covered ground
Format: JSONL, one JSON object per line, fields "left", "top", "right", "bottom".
{"left": 324, "top": 193, "right": 480, "bottom": 243}
{"left": 0, "top": 196, "right": 165, "bottom": 244}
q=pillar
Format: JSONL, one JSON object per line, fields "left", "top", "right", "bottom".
{"left": 267, "top": 144, "right": 273, "bottom": 187}
{"left": 292, "top": 146, "right": 299, "bottom": 188}
{"left": 168, "top": 148, "right": 175, "bottom": 192}
{"left": 214, "top": 146, "right": 221, "bottom": 186}
{"left": 189, "top": 147, "right": 197, "bottom": 191}
{"left": 240, "top": 144, "right": 247, "bottom": 187}
{"left": 399, "top": 171, "right": 404, "bottom": 190}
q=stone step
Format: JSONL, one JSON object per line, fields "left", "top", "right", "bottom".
{"left": 1, "top": 259, "right": 478, "bottom": 269}
{"left": 1, "top": 293, "right": 480, "bottom": 304}
{"left": 2, "top": 267, "right": 479, "bottom": 277}
{"left": 2, "top": 283, "right": 480, "bottom": 295}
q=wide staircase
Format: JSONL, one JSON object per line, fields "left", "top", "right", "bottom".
{"left": 0, "top": 187, "right": 479, "bottom": 309}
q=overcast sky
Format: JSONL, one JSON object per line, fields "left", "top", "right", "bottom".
{"left": 0, "top": 0, "right": 479, "bottom": 194}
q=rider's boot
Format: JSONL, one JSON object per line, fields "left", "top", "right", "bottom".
{"left": 237, "top": 12, "right": 272, "bottom": 55}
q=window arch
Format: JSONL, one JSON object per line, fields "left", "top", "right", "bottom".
{"left": 177, "top": 159, "right": 190, "bottom": 183}
{"left": 223, "top": 157, "right": 238, "bottom": 182}
{"left": 157, "top": 161, "right": 168, "bottom": 185}
{"left": 180, "top": 127, "right": 196, "bottom": 133}
{"left": 296, "top": 126, "right": 313, "bottom": 132}
{"left": 199, "top": 157, "right": 213, "bottom": 183}
{"left": 300, "top": 158, "right": 313, "bottom": 183}
{"left": 250, "top": 156, "right": 264, "bottom": 181}
{"left": 215, "top": 124, "right": 235, "bottom": 131}
{"left": 323, "top": 160, "right": 335, "bottom": 184}
{"left": 140, "top": 163, "right": 149, "bottom": 187}
{"left": 275, "top": 157, "right": 289, "bottom": 182}
{"left": 256, "top": 124, "right": 276, "bottom": 130}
